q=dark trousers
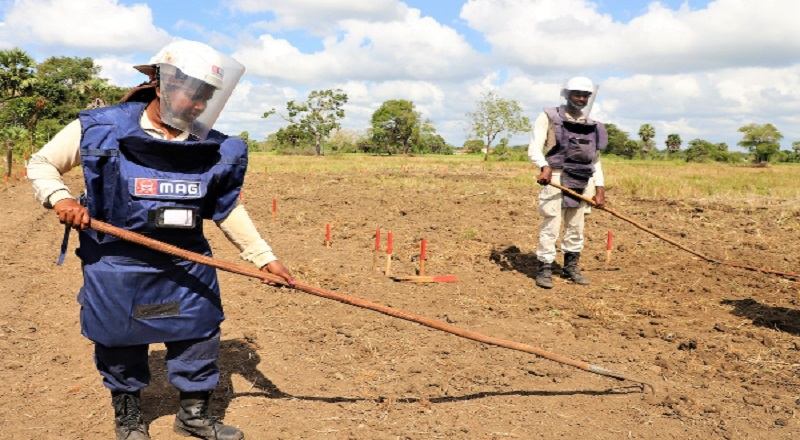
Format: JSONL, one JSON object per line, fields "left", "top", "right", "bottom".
{"left": 94, "top": 328, "right": 221, "bottom": 393}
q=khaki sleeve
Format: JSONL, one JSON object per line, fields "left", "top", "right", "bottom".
{"left": 527, "top": 112, "right": 552, "bottom": 169}
{"left": 27, "top": 119, "right": 82, "bottom": 208}
{"left": 215, "top": 201, "right": 278, "bottom": 268}
{"left": 592, "top": 158, "right": 604, "bottom": 187}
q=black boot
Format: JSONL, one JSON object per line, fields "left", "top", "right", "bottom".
{"left": 112, "top": 391, "right": 150, "bottom": 440}
{"left": 535, "top": 261, "right": 554, "bottom": 289}
{"left": 174, "top": 391, "right": 244, "bottom": 440}
{"left": 562, "top": 252, "right": 590, "bottom": 285}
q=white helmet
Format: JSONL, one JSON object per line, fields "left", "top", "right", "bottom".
{"left": 560, "top": 76, "right": 599, "bottom": 118}
{"left": 561, "top": 76, "right": 594, "bottom": 96}
{"left": 136, "top": 40, "right": 226, "bottom": 89}
{"left": 135, "top": 39, "right": 245, "bottom": 140}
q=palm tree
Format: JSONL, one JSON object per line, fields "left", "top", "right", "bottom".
{"left": 638, "top": 124, "right": 656, "bottom": 152}
{"left": 0, "top": 48, "right": 37, "bottom": 100}
{"left": 1, "top": 125, "right": 29, "bottom": 178}
{"left": 665, "top": 133, "right": 682, "bottom": 152}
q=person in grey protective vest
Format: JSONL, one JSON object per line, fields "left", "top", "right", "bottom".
{"left": 527, "top": 76, "right": 608, "bottom": 289}
{"left": 27, "top": 39, "right": 295, "bottom": 440}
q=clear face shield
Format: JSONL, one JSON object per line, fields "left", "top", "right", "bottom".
{"left": 563, "top": 85, "right": 599, "bottom": 120}
{"left": 157, "top": 51, "right": 245, "bottom": 140}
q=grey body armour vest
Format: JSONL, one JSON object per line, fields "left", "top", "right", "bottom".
{"left": 544, "top": 107, "right": 608, "bottom": 208}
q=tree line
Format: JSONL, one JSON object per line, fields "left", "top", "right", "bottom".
{"left": 602, "top": 122, "right": 795, "bottom": 164}
{"left": 1, "top": 48, "right": 128, "bottom": 176}
{"left": 2, "top": 47, "right": 797, "bottom": 175}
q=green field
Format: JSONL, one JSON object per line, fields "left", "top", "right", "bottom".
{"left": 247, "top": 154, "right": 800, "bottom": 201}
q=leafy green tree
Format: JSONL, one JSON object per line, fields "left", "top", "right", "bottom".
{"left": 665, "top": 133, "right": 682, "bottom": 152}
{"left": 410, "top": 118, "right": 451, "bottom": 154}
{"left": 622, "top": 140, "right": 641, "bottom": 159}
{"left": 370, "top": 100, "right": 419, "bottom": 155}
{"left": 792, "top": 141, "right": 800, "bottom": 155}
{"left": 738, "top": 123, "right": 783, "bottom": 163}
{"left": 602, "top": 123, "right": 631, "bottom": 156}
{"left": 1, "top": 96, "right": 49, "bottom": 156}
{"left": 466, "top": 91, "right": 531, "bottom": 161}
{"left": 326, "top": 128, "right": 363, "bottom": 154}
{"left": 237, "top": 131, "right": 261, "bottom": 152}
{"left": 684, "top": 139, "right": 732, "bottom": 163}
{"left": 462, "top": 139, "right": 484, "bottom": 153}
{"left": 274, "top": 124, "right": 313, "bottom": 152}
{"left": 638, "top": 123, "right": 656, "bottom": 152}
{"left": 284, "top": 89, "right": 348, "bottom": 156}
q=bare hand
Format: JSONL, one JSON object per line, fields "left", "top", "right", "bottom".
{"left": 54, "top": 199, "right": 90, "bottom": 230}
{"left": 260, "top": 260, "right": 296, "bottom": 287}
{"left": 593, "top": 186, "right": 606, "bottom": 209}
{"left": 536, "top": 166, "right": 553, "bottom": 186}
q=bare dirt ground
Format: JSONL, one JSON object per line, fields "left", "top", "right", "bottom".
{"left": 2, "top": 165, "right": 799, "bottom": 439}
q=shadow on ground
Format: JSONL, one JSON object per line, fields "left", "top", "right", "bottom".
{"left": 140, "top": 338, "right": 642, "bottom": 423}
{"left": 721, "top": 298, "right": 800, "bottom": 336}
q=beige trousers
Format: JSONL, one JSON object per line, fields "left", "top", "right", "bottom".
{"left": 536, "top": 170, "right": 594, "bottom": 264}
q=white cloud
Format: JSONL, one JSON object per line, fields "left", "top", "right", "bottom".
{"left": 93, "top": 56, "right": 144, "bottom": 87}
{"left": 461, "top": 0, "right": 800, "bottom": 73}
{"left": 234, "top": 6, "right": 481, "bottom": 85}
{"left": 2, "top": 0, "right": 171, "bottom": 53}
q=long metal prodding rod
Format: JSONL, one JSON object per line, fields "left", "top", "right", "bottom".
{"left": 549, "top": 181, "right": 800, "bottom": 280}
{"left": 88, "top": 218, "right": 654, "bottom": 393}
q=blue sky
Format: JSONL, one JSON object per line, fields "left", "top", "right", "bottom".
{"left": 1, "top": 0, "right": 798, "bottom": 152}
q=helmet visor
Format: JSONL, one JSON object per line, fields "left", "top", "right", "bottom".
{"left": 158, "top": 52, "right": 244, "bottom": 140}
{"left": 563, "top": 85, "right": 599, "bottom": 120}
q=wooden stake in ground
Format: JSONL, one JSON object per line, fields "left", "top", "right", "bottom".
{"left": 372, "top": 229, "right": 381, "bottom": 272}
{"left": 418, "top": 238, "right": 427, "bottom": 276}
{"left": 325, "top": 223, "right": 332, "bottom": 247}
{"left": 385, "top": 232, "right": 393, "bottom": 276}
{"left": 606, "top": 230, "right": 613, "bottom": 265}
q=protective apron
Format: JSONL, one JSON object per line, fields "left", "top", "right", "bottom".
{"left": 75, "top": 101, "right": 247, "bottom": 347}
{"left": 544, "top": 106, "right": 608, "bottom": 208}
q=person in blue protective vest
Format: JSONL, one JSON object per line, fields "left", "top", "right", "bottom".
{"left": 527, "top": 76, "right": 608, "bottom": 289}
{"left": 27, "top": 39, "right": 295, "bottom": 440}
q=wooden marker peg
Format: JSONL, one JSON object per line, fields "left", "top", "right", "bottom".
{"left": 372, "top": 229, "right": 381, "bottom": 272}
{"left": 418, "top": 238, "right": 427, "bottom": 276}
{"left": 606, "top": 230, "right": 613, "bottom": 265}
{"left": 325, "top": 224, "right": 332, "bottom": 247}
{"left": 385, "top": 232, "right": 393, "bottom": 276}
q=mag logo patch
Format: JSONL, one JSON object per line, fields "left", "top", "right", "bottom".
{"left": 133, "top": 178, "right": 203, "bottom": 198}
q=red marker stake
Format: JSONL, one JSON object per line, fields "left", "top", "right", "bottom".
{"left": 372, "top": 229, "right": 381, "bottom": 272}
{"left": 606, "top": 230, "right": 613, "bottom": 265}
{"left": 325, "top": 224, "right": 332, "bottom": 247}
{"left": 419, "top": 238, "right": 427, "bottom": 276}
{"left": 385, "top": 232, "right": 393, "bottom": 276}
{"left": 272, "top": 199, "right": 277, "bottom": 222}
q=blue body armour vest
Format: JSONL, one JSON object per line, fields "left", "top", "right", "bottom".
{"left": 75, "top": 102, "right": 248, "bottom": 347}
{"left": 544, "top": 107, "right": 608, "bottom": 207}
